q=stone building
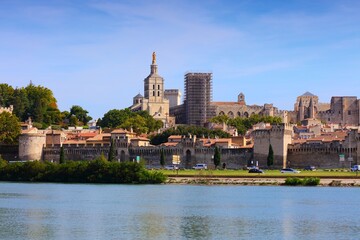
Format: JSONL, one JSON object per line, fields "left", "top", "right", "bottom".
{"left": 0, "top": 105, "right": 13, "bottom": 114}
{"left": 130, "top": 52, "right": 170, "bottom": 125}
{"left": 164, "top": 89, "right": 181, "bottom": 108}
{"left": 184, "top": 72, "right": 213, "bottom": 126}
{"left": 252, "top": 123, "right": 293, "bottom": 168}
{"left": 210, "top": 93, "right": 288, "bottom": 123}
{"left": 317, "top": 96, "right": 360, "bottom": 125}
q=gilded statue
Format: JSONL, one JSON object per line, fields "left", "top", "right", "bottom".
{"left": 152, "top": 52, "right": 156, "bottom": 64}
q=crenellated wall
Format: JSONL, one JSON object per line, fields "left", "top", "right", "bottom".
{"left": 252, "top": 124, "right": 293, "bottom": 168}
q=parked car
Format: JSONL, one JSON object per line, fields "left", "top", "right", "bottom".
{"left": 165, "top": 165, "right": 179, "bottom": 170}
{"left": 281, "top": 168, "right": 300, "bottom": 173}
{"left": 304, "top": 166, "right": 316, "bottom": 171}
{"left": 248, "top": 168, "right": 264, "bottom": 173}
{"left": 351, "top": 165, "right": 360, "bottom": 171}
{"left": 192, "top": 163, "right": 208, "bottom": 170}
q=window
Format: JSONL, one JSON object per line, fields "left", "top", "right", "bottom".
{"left": 153, "top": 84, "right": 155, "bottom": 89}
{"left": 153, "top": 91, "right": 155, "bottom": 96}
{"left": 158, "top": 91, "right": 160, "bottom": 96}
{"left": 348, "top": 110, "right": 351, "bottom": 115}
{"left": 158, "top": 85, "right": 160, "bottom": 90}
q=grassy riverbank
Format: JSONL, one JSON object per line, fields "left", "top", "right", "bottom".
{"left": 156, "top": 169, "right": 360, "bottom": 178}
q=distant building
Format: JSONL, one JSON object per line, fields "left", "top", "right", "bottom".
{"left": 164, "top": 89, "right": 181, "bottom": 108}
{"left": 184, "top": 72, "right": 213, "bottom": 126}
{"left": 130, "top": 52, "right": 170, "bottom": 125}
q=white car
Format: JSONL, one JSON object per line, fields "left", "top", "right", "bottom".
{"left": 281, "top": 168, "right": 300, "bottom": 173}
{"left": 165, "top": 165, "right": 179, "bottom": 170}
{"left": 192, "top": 163, "right": 208, "bottom": 170}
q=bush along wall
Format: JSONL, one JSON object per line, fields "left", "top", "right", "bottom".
{"left": 284, "top": 177, "right": 320, "bottom": 186}
{"left": 0, "top": 159, "right": 166, "bottom": 184}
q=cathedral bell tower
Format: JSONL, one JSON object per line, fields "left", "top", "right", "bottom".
{"left": 144, "top": 52, "right": 164, "bottom": 103}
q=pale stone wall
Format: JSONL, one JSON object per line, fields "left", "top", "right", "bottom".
{"left": 19, "top": 133, "right": 46, "bottom": 161}
{"left": 252, "top": 124, "right": 293, "bottom": 168}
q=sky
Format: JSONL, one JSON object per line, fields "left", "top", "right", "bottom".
{"left": 1, "top": 0, "right": 360, "bottom": 120}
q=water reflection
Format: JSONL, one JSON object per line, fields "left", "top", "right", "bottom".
{"left": 0, "top": 183, "right": 360, "bottom": 240}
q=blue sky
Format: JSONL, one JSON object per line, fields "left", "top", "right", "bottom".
{"left": 1, "top": 0, "right": 360, "bottom": 119}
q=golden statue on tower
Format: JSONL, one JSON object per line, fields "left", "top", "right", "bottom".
{"left": 152, "top": 51, "right": 156, "bottom": 64}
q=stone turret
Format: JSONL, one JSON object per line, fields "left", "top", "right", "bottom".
{"left": 19, "top": 132, "right": 46, "bottom": 161}
{"left": 252, "top": 123, "right": 293, "bottom": 168}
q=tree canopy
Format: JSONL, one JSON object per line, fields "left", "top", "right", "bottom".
{"left": 98, "top": 109, "right": 163, "bottom": 134}
{"left": 210, "top": 114, "right": 282, "bottom": 135}
{"left": 0, "top": 112, "right": 21, "bottom": 144}
{"left": 0, "top": 83, "right": 93, "bottom": 129}
{"left": 149, "top": 125, "right": 231, "bottom": 145}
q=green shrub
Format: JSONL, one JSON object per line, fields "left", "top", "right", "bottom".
{"left": 285, "top": 177, "right": 303, "bottom": 186}
{"left": 0, "top": 160, "right": 166, "bottom": 184}
{"left": 302, "top": 177, "right": 320, "bottom": 186}
{"left": 284, "top": 177, "right": 320, "bottom": 186}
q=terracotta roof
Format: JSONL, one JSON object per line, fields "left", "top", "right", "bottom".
{"left": 87, "top": 133, "right": 111, "bottom": 141}
{"left": 111, "top": 129, "right": 132, "bottom": 134}
{"left": 63, "top": 140, "right": 86, "bottom": 144}
{"left": 168, "top": 135, "right": 182, "bottom": 139}
{"left": 77, "top": 132, "right": 97, "bottom": 137}
{"left": 131, "top": 137, "right": 150, "bottom": 141}
{"left": 161, "top": 142, "right": 179, "bottom": 147}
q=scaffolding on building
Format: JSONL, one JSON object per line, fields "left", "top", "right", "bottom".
{"left": 184, "top": 72, "right": 213, "bottom": 126}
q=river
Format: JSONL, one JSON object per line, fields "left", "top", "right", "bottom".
{"left": 0, "top": 182, "right": 359, "bottom": 240}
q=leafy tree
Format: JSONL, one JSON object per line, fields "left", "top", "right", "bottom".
{"left": 160, "top": 149, "right": 165, "bottom": 167}
{"left": 25, "top": 83, "right": 59, "bottom": 125}
{"left": 213, "top": 146, "right": 221, "bottom": 169}
{"left": 99, "top": 109, "right": 133, "bottom": 128}
{"left": 267, "top": 144, "right": 274, "bottom": 167}
{"left": 59, "top": 146, "right": 65, "bottom": 164}
{"left": 150, "top": 125, "right": 231, "bottom": 145}
{"left": 108, "top": 139, "right": 116, "bottom": 162}
{"left": 68, "top": 105, "right": 92, "bottom": 125}
{"left": 211, "top": 114, "right": 282, "bottom": 135}
{"left": 120, "top": 115, "right": 148, "bottom": 134}
{"left": 11, "top": 88, "right": 29, "bottom": 120}
{"left": 210, "top": 115, "right": 229, "bottom": 124}
{"left": 0, "top": 84, "right": 14, "bottom": 107}
{"left": 99, "top": 109, "right": 162, "bottom": 134}
{"left": 0, "top": 112, "right": 21, "bottom": 144}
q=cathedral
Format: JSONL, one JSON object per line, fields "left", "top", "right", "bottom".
{"left": 130, "top": 52, "right": 170, "bottom": 125}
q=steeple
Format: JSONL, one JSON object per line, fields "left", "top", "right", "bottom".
{"left": 151, "top": 51, "right": 158, "bottom": 74}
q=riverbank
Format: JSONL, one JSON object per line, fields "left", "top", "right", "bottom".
{"left": 166, "top": 176, "right": 360, "bottom": 186}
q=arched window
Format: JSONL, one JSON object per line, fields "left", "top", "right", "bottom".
{"left": 228, "top": 111, "right": 234, "bottom": 118}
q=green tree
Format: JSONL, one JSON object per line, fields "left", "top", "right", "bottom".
{"left": 120, "top": 115, "right": 148, "bottom": 134}
{"left": 213, "top": 146, "right": 221, "bottom": 169}
{"left": 267, "top": 144, "right": 274, "bottom": 167}
{"left": 108, "top": 139, "right": 116, "bottom": 162}
{"left": 0, "top": 112, "right": 21, "bottom": 144}
{"left": 68, "top": 105, "right": 92, "bottom": 125}
{"left": 0, "top": 83, "right": 14, "bottom": 107}
{"left": 160, "top": 149, "right": 165, "bottom": 167}
{"left": 99, "top": 109, "right": 133, "bottom": 128}
{"left": 59, "top": 146, "right": 65, "bottom": 164}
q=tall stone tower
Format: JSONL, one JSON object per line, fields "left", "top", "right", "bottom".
{"left": 294, "top": 92, "right": 319, "bottom": 122}
{"left": 184, "top": 72, "right": 212, "bottom": 126}
{"left": 144, "top": 52, "right": 164, "bottom": 102}
{"left": 252, "top": 124, "right": 293, "bottom": 168}
{"left": 130, "top": 52, "right": 169, "bottom": 124}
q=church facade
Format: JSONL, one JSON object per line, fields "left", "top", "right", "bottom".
{"left": 130, "top": 52, "right": 170, "bottom": 125}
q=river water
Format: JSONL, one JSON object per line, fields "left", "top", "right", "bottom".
{"left": 0, "top": 182, "right": 359, "bottom": 240}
